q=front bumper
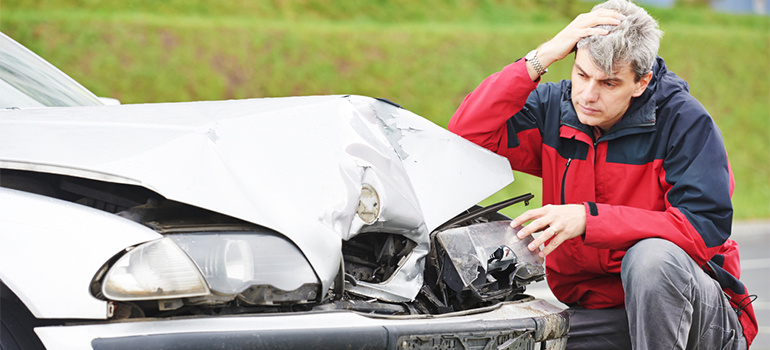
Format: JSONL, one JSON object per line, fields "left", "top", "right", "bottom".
{"left": 36, "top": 298, "right": 568, "bottom": 350}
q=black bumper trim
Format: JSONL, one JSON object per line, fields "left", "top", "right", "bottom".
{"left": 92, "top": 327, "right": 389, "bottom": 350}
{"left": 91, "top": 303, "right": 569, "bottom": 349}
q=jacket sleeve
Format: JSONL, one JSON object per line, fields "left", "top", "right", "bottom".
{"left": 448, "top": 59, "right": 545, "bottom": 176}
{"left": 583, "top": 99, "right": 733, "bottom": 266}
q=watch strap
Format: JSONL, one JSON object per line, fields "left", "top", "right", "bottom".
{"left": 526, "top": 50, "right": 548, "bottom": 76}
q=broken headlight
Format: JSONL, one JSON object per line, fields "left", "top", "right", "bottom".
{"left": 100, "top": 231, "right": 320, "bottom": 305}
{"left": 435, "top": 221, "right": 545, "bottom": 300}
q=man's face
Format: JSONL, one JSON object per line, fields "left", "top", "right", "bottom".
{"left": 570, "top": 49, "right": 651, "bottom": 132}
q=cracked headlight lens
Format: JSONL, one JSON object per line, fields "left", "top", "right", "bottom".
{"left": 436, "top": 221, "right": 544, "bottom": 288}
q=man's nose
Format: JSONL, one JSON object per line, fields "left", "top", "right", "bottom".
{"left": 581, "top": 81, "right": 600, "bottom": 102}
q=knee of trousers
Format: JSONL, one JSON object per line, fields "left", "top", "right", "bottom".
{"left": 620, "top": 238, "right": 696, "bottom": 291}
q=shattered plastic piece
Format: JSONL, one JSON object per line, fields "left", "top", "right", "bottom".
{"left": 436, "top": 221, "right": 544, "bottom": 288}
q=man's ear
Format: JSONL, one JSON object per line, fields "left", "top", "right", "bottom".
{"left": 632, "top": 71, "right": 653, "bottom": 97}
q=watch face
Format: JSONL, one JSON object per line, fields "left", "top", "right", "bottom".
{"left": 526, "top": 50, "right": 536, "bottom": 60}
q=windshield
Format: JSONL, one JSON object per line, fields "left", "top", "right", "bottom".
{"left": 0, "top": 32, "right": 103, "bottom": 108}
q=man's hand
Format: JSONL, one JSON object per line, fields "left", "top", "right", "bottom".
{"left": 511, "top": 204, "right": 586, "bottom": 257}
{"left": 535, "top": 9, "right": 624, "bottom": 71}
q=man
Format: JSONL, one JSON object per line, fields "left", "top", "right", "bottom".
{"left": 448, "top": 0, "right": 758, "bottom": 349}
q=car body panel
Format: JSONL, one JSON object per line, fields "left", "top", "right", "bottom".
{"left": 0, "top": 95, "right": 513, "bottom": 307}
{"left": 0, "top": 187, "right": 161, "bottom": 319}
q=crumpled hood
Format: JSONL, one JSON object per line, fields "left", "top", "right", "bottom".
{"left": 0, "top": 95, "right": 513, "bottom": 299}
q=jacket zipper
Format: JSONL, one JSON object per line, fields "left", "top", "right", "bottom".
{"left": 560, "top": 158, "right": 572, "bottom": 205}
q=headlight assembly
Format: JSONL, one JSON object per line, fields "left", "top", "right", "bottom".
{"left": 101, "top": 237, "right": 210, "bottom": 301}
{"left": 434, "top": 220, "right": 545, "bottom": 300}
{"left": 169, "top": 232, "right": 320, "bottom": 303}
{"left": 99, "top": 231, "right": 320, "bottom": 305}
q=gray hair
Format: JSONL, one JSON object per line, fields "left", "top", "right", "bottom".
{"left": 576, "top": 0, "right": 663, "bottom": 81}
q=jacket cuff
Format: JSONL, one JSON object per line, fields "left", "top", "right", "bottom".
{"left": 582, "top": 202, "right": 599, "bottom": 242}
{"left": 509, "top": 58, "right": 541, "bottom": 87}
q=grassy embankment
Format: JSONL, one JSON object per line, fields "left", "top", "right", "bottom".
{"left": 1, "top": 1, "right": 768, "bottom": 219}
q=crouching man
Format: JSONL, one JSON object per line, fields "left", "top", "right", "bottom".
{"left": 448, "top": 0, "right": 758, "bottom": 348}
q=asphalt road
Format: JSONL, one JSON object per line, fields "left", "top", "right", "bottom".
{"left": 527, "top": 220, "right": 770, "bottom": 349}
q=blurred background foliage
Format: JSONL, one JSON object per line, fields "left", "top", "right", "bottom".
{"left": 1, "top": 0, "right": 768, "bottom": 219}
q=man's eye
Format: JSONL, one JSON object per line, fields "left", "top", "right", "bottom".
{"left": 604, "top": 82, "right": 616, "bottom": 88}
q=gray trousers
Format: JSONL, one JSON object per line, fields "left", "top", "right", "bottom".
{"left": 565, "top": 238, "right": 746, "bottom": 350}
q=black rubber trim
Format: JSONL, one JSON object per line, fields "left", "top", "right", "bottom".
{"left": 375, "top": 97, "right": 401, "bottom": 108}
{"left": 92, "top": 327, "right": 388, "bottom": 350}
{"left": 434, "top": 193, "right": 534, "bottom": 232}
{"left": 91, "top": 307, "right": 569, "bottom": 350}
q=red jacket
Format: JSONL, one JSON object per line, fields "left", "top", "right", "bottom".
{"left": 448, "top": 58, "right": 757, "bottom": 346}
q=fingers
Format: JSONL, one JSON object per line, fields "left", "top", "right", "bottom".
{"left": 510, "top": 207, "right": 539, "bottom": 230}
{"left": 569, "top": 10, "right": 623, "bottom": 38}
{"left": 528, "top": 226, "right": 558, "bottom": 253}
{"left": 579, "top": 27, "right": 611, "bottom": 38}
{"left": 587, "top": 9, "right": 625, "bottom": 23}
{"left": 517, "top": 215, "right": 551, "bottom": 240}
{"left": 540, "top": 227, "right": 570, "bottom": 257}
{"left": 582, "top": 9, "right": 625, "bottom": 25}
{"left": 511, "top": 206, "right": 548, "bottom": 238}
{"left": 537, "top": 9, "right": 624, "bottom": 66}
{"left": 575, "top": 10, "right": 623, "bottom": 31}
{"left": 509, "top": 204, "right": 587, "bottom": 257}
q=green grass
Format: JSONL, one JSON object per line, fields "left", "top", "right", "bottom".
{"left": 1, "top": 1, "right": 767, "bottom": 219}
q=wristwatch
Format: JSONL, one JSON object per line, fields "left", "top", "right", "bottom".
{"left": 525, "top": 49, "right": 548, "bottom": 76}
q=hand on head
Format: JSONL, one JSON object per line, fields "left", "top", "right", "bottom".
{"left": 535, "top": 9, "right": 624, "bottom": 71}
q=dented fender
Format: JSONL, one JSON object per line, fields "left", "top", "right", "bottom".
{"left": 0, "top": 188, "right": 160, "bottom": 319}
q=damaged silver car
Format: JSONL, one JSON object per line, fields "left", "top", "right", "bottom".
{"left": 0, "top": 31, "right": 568, "bottom": 350}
